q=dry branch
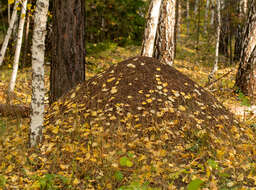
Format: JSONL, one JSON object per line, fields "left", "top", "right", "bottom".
{"left": 0, "top": 103, "right": 30, "bottom": 118}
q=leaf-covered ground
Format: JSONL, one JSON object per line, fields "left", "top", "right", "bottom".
{"left": 1, "top": 36, "right": 256, "bottom": 189}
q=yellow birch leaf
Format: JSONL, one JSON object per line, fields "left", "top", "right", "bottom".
{"left": 70, "top": 92, "right": 76, "bottom": 98}
{"left": 146, "top": 99, "right": 153, "bottom": 103}
{"left": 52, "top": 126, "right": 59, "bottom": 134}
{"left": 73, "top": 178, "right": 80, "bottom": 185}
{"left": 107, "top": 77, "right": 115, "bottom": 83}
{"left": 163, "top": 82, "right": 168, "bottom": 87}
{"left": 178, "top": 105, "right": 186, "bottom": 111}
{"left": 111, "top": 87, "right": 118, "bottom": 94}
{"left": 60, "top": 164, "right": 69, "bottom": 170}
{"left": 8, "top": 0, "right": 14, "bottom": 5}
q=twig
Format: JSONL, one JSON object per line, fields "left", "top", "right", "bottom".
{"left": 204, "top": 69, "right": 234, "bottom": 88}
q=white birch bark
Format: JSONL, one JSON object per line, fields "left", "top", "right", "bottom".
{"left": 209, "top": 0, "right": 221, "bottom": 81}
{"left": 141, "top": 0, "right": 162, "bottom": 57}
{"left": 9, "top": 0, "right": 28, "bottom": 92}
{"left": 210, "top": 0, "right": 215, "bottom": 25}
{"left": 244, "top": 0, "right": 248, "bottom": 15}
{"left": 204, "top": 0, "right": 210, "bottom": 32}
{"left": 154, "top": 0, "right": 176, "bottom": 66}
{"left": 0, "top": 0, "right": 19, "bottom": 66}
{"left": 194, "top": 0, "right": 199, "bottom": 14}
{"left": 30, "top": 0, "right": 49, "bottom": 147}
{"left": 8, "top": 1, "right": 10, "bottom": 24}
{"left": 187, "top": 0, "right": 190, "bottom": 34}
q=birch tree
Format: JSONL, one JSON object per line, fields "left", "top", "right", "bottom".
{"left": 0, "top": 0, "right": 19, "bottom": 66}
{"left": 204, "top": 0, "right": 210, "bottom": 32}
{"left": 194, "top": 0, "right": 199, "bottom": 14}
{"left": 210, "top": 0, "right": 215, "bottom": 25}
{"left": 141, "top": 0, "right": 162, "bottom": 57}
{"left": 235, "top": 1, "right": 256, "bottom": 96}
{"left": 30, "top": 0, "right": 49, "bottom": 147}
{"left": 9, "top": 0, "right": 28, "bottom": 92}
{"left": 208, "top": 0, "right": 221, "bottom": 81}
{"left": 154, "top": 0, "right": 176, "bottom": 65}
{"left": 186, "top": 0, "right": 190, "bottom": 34}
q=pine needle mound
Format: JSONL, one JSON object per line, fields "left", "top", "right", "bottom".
{"left": 44, "top": 56, "right": 256, "bottom": 189}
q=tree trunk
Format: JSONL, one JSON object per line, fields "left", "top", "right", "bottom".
{"left": 210, "top": 0, "right": 215, "bottom": 25}
{"left": 204, "top": 0, "right": 210, "bottom": 32}
{"left": 9, "top": 0, "right": 28, "bottom": 92}
{"left": 186, "top": 0, "right": 190, "bottom": 34}
{"left": 235, "top": 1, "right": 256, "bottom": 97}
{"left": 8, "top": 1, "right": 10, "bottom": 24}
{"left": 50, "top": 0, "right": 86, "bottom": 103}
{"left": 234, "top": 24, "right": 243, "bottom": 61}
{"left": 0, "top": 0, "right": 18, "bottom": 66}
{"left": 30, "top": 0, "right": 49, "bottom": 147}
{"left": 209, "top": 0, "right": 221, "bottom": 81}
{"left": 154, "top": 0, "right": 176, "bottom": 66}
{"left": 22, "top": 4, "right": 31, "bottom": 69}
{"left": 234, "top": 0, "right": 247, "bottom": 62}
{"left": 219, "top": 1, "right": 229, "bottom": 57}
{"left": 141, "top": 0, "right": 162, "bottom": 57}
{"left": 195, "top": 0, "right": 201, "bottom": 50}
{"left": 174, "top": 0, "right": 180, "bottom": 57}
{"left": 194, "top": 0, "right": 199, "bottom": 14}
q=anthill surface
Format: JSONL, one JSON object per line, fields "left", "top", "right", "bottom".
{"left": 43, "top": 56, "right": 256, "bottom": 189}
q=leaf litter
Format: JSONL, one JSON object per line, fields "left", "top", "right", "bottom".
{"left": 42, "top": 56, "right": 256, "bottom": 189}
{"left": 0, "top": 56, "right": 256, "bottom": 189}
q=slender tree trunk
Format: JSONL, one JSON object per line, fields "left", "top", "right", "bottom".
{"left": 195, "top": 0, "right": 201, "bottom": 50}
{"left": 210, "top": 0, "right": 215, "bottom": 25}
{"left": 234, "top": 0, "right": 246, "bottom": 62}
{"left": 22, "top": 10, "right": 31, "bottom": 68}
{"left": 30, "top": 0, "right": 49, "bottom": 147}
{"left": 194, "top": 0, "right": 199, "bottom": 14}
{"left": 209, "top": 0, "right": 221, "bottom": 81}
{"left": 141, "top": 0, "right": 162, "bottom": 57}
{"left": 186, "top": 0, "right": 190, "bottom": 34}
{"left": 234, "top": 25, "right": 243, "bottom": 61}
{"left": 8, "top": 1, "right": 10, "bottom": 24}
{"left": 174, "top": 0, "right": 180, "bottom": 57}
{"left": 204, "top": 0, "right": 210, "bottom": 32}
{"left": 0, "top": 0, "right": 18, "bottom": 66}
{"left": 9, "top": 0, "right": 28, "bottom": 92}
{"left": 154, "top": 0, "right": 176, "bottom": 66}
{"left": 50, "top": 0, "right": 86, "bottom": 103}
{"left": 219, "top": 1, "right": 229, "bottom": 57}
{"left": 235, "top": 1, "right": 256, "bottom": 97}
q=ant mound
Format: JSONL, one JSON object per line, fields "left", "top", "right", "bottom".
{"left": 44, "top": 56, "right": 256, "bottom": 189}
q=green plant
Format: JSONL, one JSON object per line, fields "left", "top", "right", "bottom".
{"left": 0, "top": 175, "right": 6, "bottom": 188}
{"left": 30, "top": 174, "right": 71, "bottom": 190}
{"left": 0, "top": 119, "right": 6, "bottom": 137}
{"left": 187, "top": 179, "right": 204, "bottom": 190}
{"left": 238, "top": 91, "right": 251, "bottom": 107}
{"left": 118, "top": 181, "right": 159, "bottom": 190}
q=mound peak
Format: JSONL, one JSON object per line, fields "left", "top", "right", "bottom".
{"left": 44, "top": 56, "right": 256, "bottom": 189}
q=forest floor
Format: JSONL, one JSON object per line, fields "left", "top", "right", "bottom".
{"left": 1, "top": 33, "right": 256, "bottom": 189}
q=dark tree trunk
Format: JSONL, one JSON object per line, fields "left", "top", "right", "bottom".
{"left": 50, "top": 0, "right": 86, "bottom": 103}
{"left": 219, "top": 26, "right": 229, "bottom": 57}
{"left": 235, "top": 1, "right": 256, "bottom": 97}
{"left": 219, "top": 1, "right": 229, "bottom": 57}
{"left": 233, "top": 24, "right": 243, "bottom": 61}
{"left": 233, "top": 0, "right": 246, "bottom": 62}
